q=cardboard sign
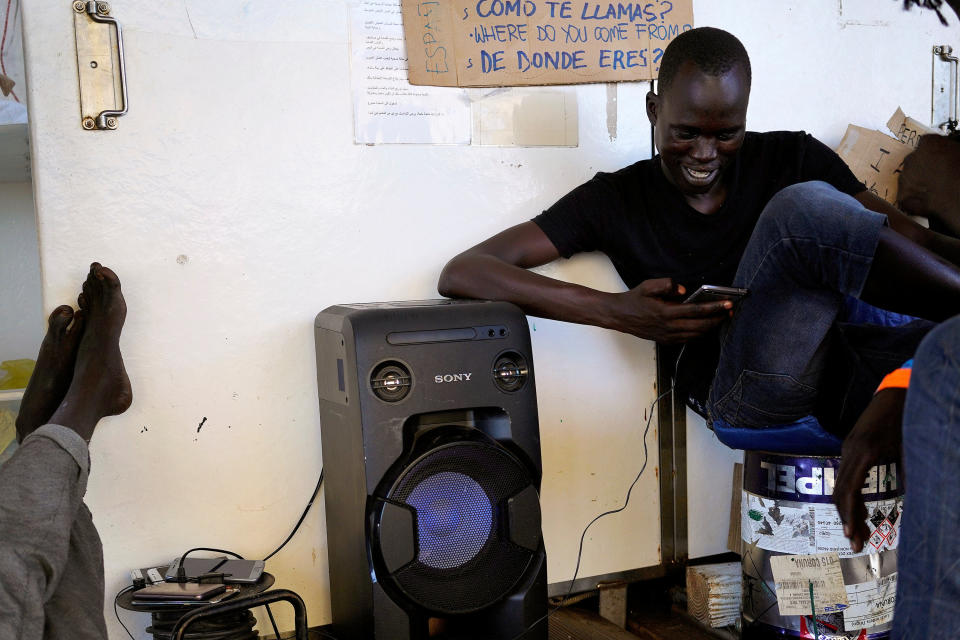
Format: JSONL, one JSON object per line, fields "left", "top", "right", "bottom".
{"left": 836, "top": 124, "right": 912, "bottom": 205}
{"left": 401, "top": 0, "right": 694, "bottom": 87}
{"left": 886, "top": 106, "right": 939, "bottom": 149}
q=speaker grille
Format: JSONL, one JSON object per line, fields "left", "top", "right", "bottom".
{"left": 370, "top": 361, "right": 412, "bottom": 402}
{"left": 407, "top": 471, "right": 492, "bottom": 570}
{"left": 376, "top": 440, "right": 538, "bottom": 615}
{"left": 493, "top": 352, "right": 528, "bottom": 392}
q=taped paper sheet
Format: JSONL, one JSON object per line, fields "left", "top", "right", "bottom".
{"left": 769, "top": 552, "right": 849, "bottom": 617}
{"left": 843, "top": 573, "right": 898, "bottom": 630}
{"left": 351, "top": 0, "right": 471, "bottom": 144}
{"left": 471, "top": 88, "right": 578, "bottom": 146}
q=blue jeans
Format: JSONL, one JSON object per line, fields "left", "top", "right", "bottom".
{"left": 707, "top": 181, "right": 932, "bottom": 433}
{"left": 892, "top": 315, "right": 960, "bottom": 639}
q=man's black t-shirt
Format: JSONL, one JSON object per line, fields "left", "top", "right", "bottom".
{"left": 532, "top": 130, "right": 866, "bottom": 411}
{"left": 533, "top": 131, "right": 865, "bottom": 292}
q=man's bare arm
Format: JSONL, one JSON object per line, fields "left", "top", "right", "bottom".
{"left": 898, "top": 134, "right": 960, "bottom": 238}
{"left": 438, "top": 221, "right": 732, "bottom": 344}
{"left": 855, "top": 190, "right": 960, "bottom": 266}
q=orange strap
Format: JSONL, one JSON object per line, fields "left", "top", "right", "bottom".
{"left": 876, "top": 368, "right": 911, "bottom": 393}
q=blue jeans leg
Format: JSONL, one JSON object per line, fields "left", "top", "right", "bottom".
{"left": 707, "top": 181, "right": 888, "bottom": 429}
{"left": 893, "top": 315, "right": 960, "bottom": 640}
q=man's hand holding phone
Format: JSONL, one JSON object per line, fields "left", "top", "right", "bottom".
{"left": 683, "top": 284, "right": 749, "bottom": 305}
{"left": 608, "top": 278, "right": 742, "bottom": 344}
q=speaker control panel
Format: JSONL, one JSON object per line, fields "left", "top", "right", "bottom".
{"left": 387, "top": 325, "right": 509, "bottom": 346}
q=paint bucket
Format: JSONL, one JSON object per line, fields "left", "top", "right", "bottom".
{"left": 740, "top": 450, "right": 902, "bottom": 640}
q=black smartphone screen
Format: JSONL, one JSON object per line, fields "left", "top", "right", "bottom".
{"left": 163, "top": 556, "right": 226, "bottom": 581}
{"left": 215, "top": 559, "right": 265, "bottom": 584}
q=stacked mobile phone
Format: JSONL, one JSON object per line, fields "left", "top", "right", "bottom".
{"left": 129, "top": 556, "right": 265, "bottom": 606}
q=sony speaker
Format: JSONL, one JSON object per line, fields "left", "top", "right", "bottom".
{"left": 315, "top": 300, "right": 547, "bottom": 640}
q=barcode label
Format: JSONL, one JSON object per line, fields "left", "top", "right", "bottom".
{"left": 769, "top": 552, "right": 849, "bottom": 616}
{"left": 777, "top": 579, "right": 828, "bottom": 590}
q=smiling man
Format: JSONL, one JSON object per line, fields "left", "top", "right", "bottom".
{"left": 439, "top": 27, "right": 960, "bottom": 436}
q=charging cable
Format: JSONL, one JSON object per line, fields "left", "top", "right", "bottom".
{"left": 116, "top": 468, "right": 325, "bottom": 638}
{"left": 509, "top": 345, "right": 687, "bottom": 639}
{"left": 508, "top": 385, "right": 673, "bottom": 639}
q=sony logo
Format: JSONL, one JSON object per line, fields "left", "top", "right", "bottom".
{"left": 435, "top": 373, "right": 473, "bottom": 383}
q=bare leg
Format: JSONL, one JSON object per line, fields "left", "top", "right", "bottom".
{"left": 861, "top": 227, "right": 960, "bottom": 322}
{"left": 14, "top": 305, "right": 85, "bottom": 442}
{"left": 49, "top": 263, "right": 132, "bottom": 441}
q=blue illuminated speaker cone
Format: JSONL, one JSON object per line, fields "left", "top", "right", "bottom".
{"left": 407, "top": 472, "right": 493, "bottom": 570}
{"left": 379, "top": 440, "right": 539, "bottom": 615}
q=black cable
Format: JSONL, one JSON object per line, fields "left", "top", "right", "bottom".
{"left": 175, "top": 546, "right": 244, "bottom": 582}
{"left": 264, "top": 602, "right": 282, "bottom": 638}
{"left": 159, "top": 469, "right": 323, "bottom": 638}
{"left": 113, "top": 585, "right": 136, "bottom": 640}
{"left": 175, "top": 545, "right": 283, "bottom": 638}
{"left": 508, "top": 385, "right": 673, "bottom": 640}
{"left": 744, "top": 542, "right": 778, "bottom": 600}
{"left": 263, "top": 468, "right": 324, "bottom": 562}
{"left": 172, "top": 467, "right": 323, "bottom": 575}
{"left": 509, "top": 345, "right": 689, "bottom": 640}
{"left": 744, "top": 599, "right": 780, "bottom": 633}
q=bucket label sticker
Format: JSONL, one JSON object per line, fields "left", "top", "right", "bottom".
{"left": 843, "top": 572, "right": 898, "bottom": 630}
{"left": 769, "top": 552, "right": 849, "bottom": 616}
{"left": 742, "top": 491, "right": 904, "bottom": 557}
{"left": 743, "top": 453, "right": 900, "bottom": 503}
{"left": 742, "top": 492, "right": 814, "bottom": 555}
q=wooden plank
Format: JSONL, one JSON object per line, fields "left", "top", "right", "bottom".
{"left": 598, "top": 583, "right": 627, "bottom": 629}
{"left": 728, "top": 463, "right": 743, "bottom": 554}
{"left": 686, "top": 562, "right": 741, "bottom": 628}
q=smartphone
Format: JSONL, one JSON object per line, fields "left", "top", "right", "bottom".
{"left": 163, "top": 556, "right": 227, "bottom": 582}
{"left": 684, "top": 285, "right": 748, "bottom": 304}
{"left": 132, "top": 586, "right": 241, "bottom": 607}
{"left": 133, "top": 582, "right": 227, "bottom": 601}
{"left": 215, "top": 559, "right": 266, "bottom": 584}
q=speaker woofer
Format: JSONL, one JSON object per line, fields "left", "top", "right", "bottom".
{"left": 374, "top": 439, "right": 539, "bottom": 616}
{"left": 493, "top": 352, "right": 528, "bottom": 392}
{"left": 370, "top": 361, "right": 412, "bottom": 402}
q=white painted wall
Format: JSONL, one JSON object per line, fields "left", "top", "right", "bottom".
{"left": 0, "top": 182, "right": 42, "bottom": 366}
{"left": 15, "top": 0, "right": 956, "bottom": 637}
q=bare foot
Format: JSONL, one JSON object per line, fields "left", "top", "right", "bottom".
{"left": 49, "top": 263, "right": 132, "bottom": 441}
{"left": 15, "top": 305, "right": 85, "bottom": 442}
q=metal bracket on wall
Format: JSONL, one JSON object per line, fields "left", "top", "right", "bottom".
{"left": 72, "top": 1, "right": 127, "bottom": 130}
{"left": 932, "top": 45, "right": 957, "bottom": 133}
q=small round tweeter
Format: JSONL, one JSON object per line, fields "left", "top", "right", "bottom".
{"left": 492, "top": 352, "right": 528, "bottom": 392}
{"left": 370, "top": 361, "right": 412, "bottom": 402}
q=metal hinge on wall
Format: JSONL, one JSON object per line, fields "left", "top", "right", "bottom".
{"left": 72, "top": 1, "right": 127, "bottom": 130}
{"left": 932, "top": 45, "right": 957, "bottom": 133}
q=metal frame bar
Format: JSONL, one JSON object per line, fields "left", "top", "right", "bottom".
{"left": 656, "top": 344, "right": 688, "bottom": 570}
{"left": 170, "top": 589, "right": 308, "bottom": 640}
{"left": 547, "top": 563, "right": 667, "bottom": 598}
